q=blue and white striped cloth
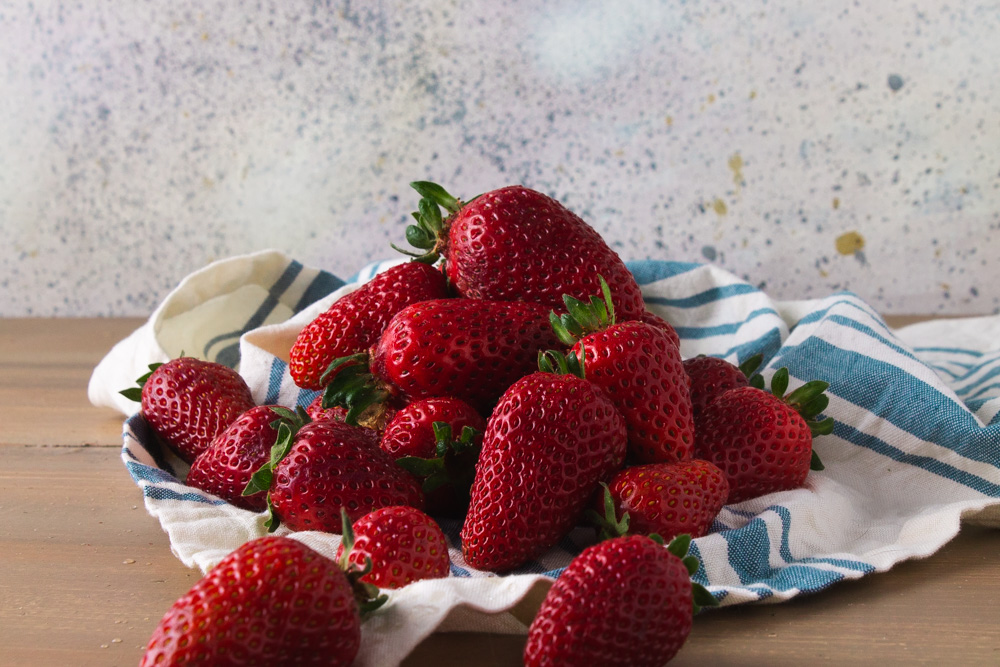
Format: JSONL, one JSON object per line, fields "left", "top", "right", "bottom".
{"left": 92, "top": 250, "right": 1000, "bottom": 667}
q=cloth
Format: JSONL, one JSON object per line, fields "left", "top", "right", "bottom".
{"left": 90, "top": 250, "right": 1000, "bottom": 666}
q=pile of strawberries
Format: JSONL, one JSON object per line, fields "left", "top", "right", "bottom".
{"left": 125, "top": 181, "right": 833, "bottom": 666}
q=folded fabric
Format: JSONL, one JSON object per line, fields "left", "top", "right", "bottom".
{"left": 91, "top": 250, "right": 1000, "bottom": 667}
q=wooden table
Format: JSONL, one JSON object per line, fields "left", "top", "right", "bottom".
{"left": 3, "top": 317, "right": 999, "bottom": 666}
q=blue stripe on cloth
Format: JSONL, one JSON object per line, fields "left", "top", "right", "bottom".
{"left": 673, "top": 308, "right": 781, "bottom": 340}
{"left": 770, "top": 507, "right": 874, "bottom": 573}
{"left": 774, "top": 337, "right": 1000, "bottom": 468}
{"left": 831, "top": 422, "right": 1000, "bottom": 496}
{"left": 125, "top": 460, "right": 179, "bottom": 485}
{"left": 965, "top": 381, "right": 1000, "bottom": 402}
{"left": 143, "top": 485, "right": 229, "bottom": 505}
{"left": 645, "top": 283, "right": 760, "bottom": 309}
{"left": 626, "top": 259, "right": 704, "bottom": 285}
{"left": 264, "top": 358, "right": 287, "bottom": 405}
{"left": 449, "top": 563, "right": 472, "bottom": 577}
{"left": 204, "top": 261, "right": 305, "bottom": 366}
{"left": 294, "top": 270, "right": 346, "bottom": 312}
{"left": 912, "top": 346, "right": 984, "bottom": 357}
{"left": 956, "top": 364, "right": 1000, "bottom": 397}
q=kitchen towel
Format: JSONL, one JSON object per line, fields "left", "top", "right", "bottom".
{"left": 90, "top": 250, "right": 1000, "bottom": 667}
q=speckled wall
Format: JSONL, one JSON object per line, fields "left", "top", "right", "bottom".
{"left": 1, "top": 0, "right": 998, "bottom": 317}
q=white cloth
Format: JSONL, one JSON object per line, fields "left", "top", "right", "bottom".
{"left": 91, "top": 251, "right": 1000, "bottom": 666}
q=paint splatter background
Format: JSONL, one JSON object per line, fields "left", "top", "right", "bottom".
{"left": 1, "top": 0, "right": 997, "bottom": 316}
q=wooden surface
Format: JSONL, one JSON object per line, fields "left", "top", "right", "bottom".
{"left": 2, "top": 316, "right": 999, "bottom": 666}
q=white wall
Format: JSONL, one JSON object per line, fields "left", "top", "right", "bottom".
{"left": 1, "top": 0, "right": 998, "bottom": 316}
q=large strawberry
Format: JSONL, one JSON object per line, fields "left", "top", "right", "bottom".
{"left": 460, "top": 369, "right": 627, "bottom": 572}
{"left": 523, "top": 534, "right": 717, "bottom": 667}
{"left": 380, "top": 397, "right": 486, "bottom": 516}
{"left": 289, "top": 260, "right": 449, "bottom": 390}
{"left": 336, "top": 505, "right": 451, "bottom": 589}
{"left": 589, "top": 459, "right": 729, "bottom": 542}
{"left": 121, "top": 357, "right": 256, "bottom": 463}
{"left": 396, "top": 181, "right": 646, "bottom": 320}
{"left": 550, "top": 279, "right": 695, "bottom": 463}
{"left": 186, "top": 405, "right": 306, "bottom": 511}
{"left": 322, "top": 298, "right": 563, "bottom": 419}
{"left": 694, "top": 367, "right": 832, "bottom": 503}
{"left": 140, "top": 534, "right": 384, "bottom": 667}
{"left": 247, "top": 418, "right": 425, "bottom": 533}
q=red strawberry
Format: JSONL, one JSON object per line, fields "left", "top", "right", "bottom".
{"left": 336, "top": 505, "right": 451, "bottom": 589}
{"left": 460, "top": 370, "right": 627, "bottom": 572}
{"left": 684, "top": 353, "right": 762, "bottom": 420}
{"left": 323, "top": 298, "right": 563, "bottom": 419}
{"left": 589, "top": 460, "right": 729, "bottom": 542}
{"left": 141, "top": 535, "right": 377, "bottom": 667}
{"left": 397, "top": 181, "right": 646, "bottom": 320}
{"left": 380, "top": 397, "right": 486, "bottom": 515}
{"left": 523, "top": 534, "right": 717, "bottom": 667}
{"left": 639, "top": 310, "right": 681, "bottom": 349}
{"left": 289, "top": 260, "right": 449, "bottom": 390}
{"left": 186, "top": 405, "right": 304, "bottom": 511}
{"left": 550, "top": 279, "right": 694, "bottom": 463}
{"left": 121, "top": 357, "right": 256, "bottom": 463}
{"left": 694, "top": 368, "right": 832, "bottom": 503}
{"left": 260, "top": 419, "right": 425, "bottom": 533}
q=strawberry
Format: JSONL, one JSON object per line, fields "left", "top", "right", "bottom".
{"left": 550, "top": 278, "right": 695, "bottom": 463}
{"left": 460, "top": 369, "right": 627, "bottom": 572}
{"left": 684, "top": 353, "right": 762, "bottom": 420}
{"left": 186, "top": 405, "right": 305, "bottom": 512}
{"left": 140, "top": 534, "right": 382, "bottom": 667}
{"left": 694, "top": 367, "right": 833, "bottom": 503}
{"left": 336, "top": 505, "right": 451, "bottom": 589}
{"left": 396, "top": 181, "right": 646, "bottom": 320}
{"left": 523, "top": 534, "right": 717, "bottom": 667}
{"left": 380, "top": 397, "right": 486, "bottom": 516}
{"left": 289, "top": 260, "right": 449, "bottom": 390}
{"left": 121, "top": 357, "right": 256, "bottom": 463}
{"left": 247, "top": 418, "right": 425, "bottom": 533}
{"left": 589, "top": 460, "right": 729, "bottom": 542}
{"left": 639, "top": 310, "right": 681, "bottom": 349}
{"left": 322, "top": 298, "right": 563, "bottom": 419}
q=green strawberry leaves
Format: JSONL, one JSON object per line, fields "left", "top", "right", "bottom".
{"left": 396, "top": 421, "right": 482, "bottom": 495}
{"left": 549, "top": 275, "right": 616, "bottom": 346}
{"left": 241, "top": 406, "right": 311, "bottom": 532}
{"left": 585, "top": 482, "right": 630, "bottom": 541}
{"left": 119, "top": 362, "right": 164, "bottom": 402}
{"left": 321, "top": 353, "right": 391, "bottom": 427}
{"left": 392, "top": 181, "right": 463, "bottom": 264}
{"left": 537, "top": 347, "right": 586, "bottom": 379}
{"left": 754, "top": 366, "right": 834, "bottom": 471}
{"left": 665, "top": 534, "right": 720, "bottom": 614}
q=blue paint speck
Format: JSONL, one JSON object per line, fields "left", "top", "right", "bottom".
{"left": 887, "top": 74, "right": 904, "bottom": 91}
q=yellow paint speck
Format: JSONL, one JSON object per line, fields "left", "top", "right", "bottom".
{"left": 728, "top": 153, "right": 744, "bottom": 186}
{"left": 202, "top": 177, "right": 215, "bottom": 189}
{"left": 749, "top": 90, "right": 757, "bottom": 99}
{"left": 665, "top": 115, "right": 673, "bottom": 127}
{"left": 707, "top": 94, "right": 716, "bottom": 104}
{"left": 201, "top": 32, "right": 210, "bottom": 41}
{"left": 835, "top": 231, "right": 865, "bottom": 255}
{"left": 712, "top": 199, "right": 728, "bottom": 216}
{"left": 832, "top": 197, "right": 840, "bottom": 209}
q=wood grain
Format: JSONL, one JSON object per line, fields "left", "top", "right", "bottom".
{"left": 2, "top": 317, "right": 999, "bottom": 666}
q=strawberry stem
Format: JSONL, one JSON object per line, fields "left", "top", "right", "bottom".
{"left": 585, "top": 483, "right": 630, "bottom": 541}
{"left": 337, "top": 509, "right": 389, "bottom": 618}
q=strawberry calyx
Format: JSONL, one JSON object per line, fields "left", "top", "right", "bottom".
{"left": 241, "top": 406, "right": 312, "bottom": 532}
{"left": 663, "top": 533, "right": 720, "bottom": 614}
{"left": 321, "top": 353, "right": 393, "bottom": 428}
{"left": 119, "top": 362, "right": 165, "bottom": 402}
{"left": 537, "top": 348, "right": 586, "bottom": 379}
{"left": 738, "top": 353, "right": 764, "bottom": 381}
{"left": 585, "top": 482, "right": 630, "bottom": 541}
{"left": 549, "top": 275, "right": 615, "bottom": 346}
{"left": 337, "top": 509, "right": 389, "bottom": 618}
{"left": 395, "top": 421, "right": 481, "bottom": 495}
{"left": 749, "top": 367, "right": 834, "bottom": 471}
{"left": 391, "top": 181, "right": 463, "bottom": 265}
